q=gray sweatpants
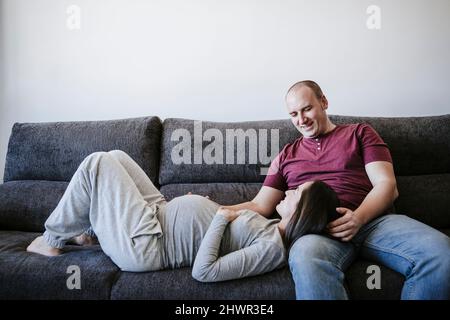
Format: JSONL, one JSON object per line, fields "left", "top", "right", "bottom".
{"left": 43, "top": 150, "right": 167, "bottom": 272}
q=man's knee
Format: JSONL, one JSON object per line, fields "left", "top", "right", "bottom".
{"left": 288, "top": 235, "right": 339, "bottom": 286}
{"left": 438, "top": 251, "right": 450, "bottom": 273}
{"left": 289, "top": 234, "right": 334, "bottom": 262}
{"left": 420, "top": 232, "right": 450, "bottom": 272}
{"left": 288, "top": 234, "right": 354, "bottom": 273}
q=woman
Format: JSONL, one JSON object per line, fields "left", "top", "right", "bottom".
{"left": 27, "top": 150, "right": 339, "bottom": 282}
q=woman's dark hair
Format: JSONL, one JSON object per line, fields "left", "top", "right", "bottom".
{"left": 283, "top": 180, "right": 340, "bottom": 251}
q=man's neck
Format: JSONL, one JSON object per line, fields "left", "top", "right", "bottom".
{"left": 309, "top": 121, "right": 336, "bottom": 139}
{"left": 323, "top": 121, "right": 336, "bottom": 135}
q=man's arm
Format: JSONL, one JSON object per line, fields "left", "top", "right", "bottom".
{"left": 327, "top": 161, "right": 399, "bottom": 241}
{"left": 354, "top": 161, "right": 399, "bottom": 224}
{"left": 222, "top": 186, "right": 284, "bottom": 218}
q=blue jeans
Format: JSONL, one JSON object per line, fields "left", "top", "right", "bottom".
{"left": 288, "top": 214, "right": 450, "bottom": 300}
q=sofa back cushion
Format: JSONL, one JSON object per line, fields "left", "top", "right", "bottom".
{"left": 159, "top": 118, "right": 298, "bottom": 185}
{"left": 4, "top": 116, "right": 162, "bottom": 184}
{"left": 394, "top": 174, "right": 450, "bottom": 228}
{"left": 160, "top": 115, "right": 450, "bottom": 185}
{"left": 160, "top": 115, "right": 450, "bottom": 229}
{"left": 330, "top": 114, "right": 450, "bottom": 176}
{"left": 0, "top": 181, "right": 68, "bottom": 232}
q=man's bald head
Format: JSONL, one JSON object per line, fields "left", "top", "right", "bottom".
{"left": 285, "top": 80, "right": 333, "bottom": 138}
{"left": 286, "top": 80, "right": 324, "bottom": 101}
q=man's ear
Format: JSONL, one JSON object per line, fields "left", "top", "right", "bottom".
{"left": 321, "top": 95, "right": 329, "bottom": 110}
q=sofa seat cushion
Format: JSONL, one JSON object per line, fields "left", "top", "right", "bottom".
{"left": 346, "top": 260, "right": 404, "bottom": 300}
{"left": 0, "top": 231, "right": 120, "bottom": 299}
{"left": 111, "top": 267, "right": 296, "bottom": 300}
{"left": 110, "top": 261, "right": 404, "bottom": 300}
{"left": 0, "top": 231, "right": 406, "bottom": 299}
{"left": 0, "top": 181, "right": 68, "bottom": 232}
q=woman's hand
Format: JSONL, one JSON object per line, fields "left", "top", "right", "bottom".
{"left": 216, "top": 207, "right": 241, "bottom": 222}
{"left": 326, "top": 207, "right": 363, "bottom": 242}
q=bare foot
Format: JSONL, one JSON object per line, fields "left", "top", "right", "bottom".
{"left": 27, "top": 236, "right": 62, "bottom": 257}
{"left": 68, "top": 233, "right": 99, "bottom": 246}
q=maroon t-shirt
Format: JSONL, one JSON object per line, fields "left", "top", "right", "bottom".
{"left": 263, "top": 124, "right": 393, "bottom": 211}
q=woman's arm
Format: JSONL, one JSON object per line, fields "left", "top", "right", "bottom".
{"left": 222, "top": 186, "right": 284, "bottom": 218}
{"left": 191, "top": 210, "right": 286, "bottom": 282}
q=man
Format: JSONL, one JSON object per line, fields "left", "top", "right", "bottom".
{"left": 223, "top": 80, "right": 450, "bottom": 299}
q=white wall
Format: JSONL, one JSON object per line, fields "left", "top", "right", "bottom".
{"left": 1, "top": 0, "right": 450, "bottom": 183}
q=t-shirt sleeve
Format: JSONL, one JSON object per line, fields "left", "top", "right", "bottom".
{"left": 262, "top": 148, "right": 288, "bottom": 191}
{"left": 191, "top": 215, "right": 286, "bottom": 282}
{"left": 357, "top": 124, "right": 393, "bottom": 165}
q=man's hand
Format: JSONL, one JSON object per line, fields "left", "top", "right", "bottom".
{"left": 186, "top": 191, "right": 210, "bottom": 199}
{"left": 326, "top": 207, "right": 364, "bottom": 242}
{"left": 216, "top": 207, "right": 241, "bottom": 222}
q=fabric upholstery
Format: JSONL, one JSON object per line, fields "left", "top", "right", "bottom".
{"left": 111, "top": 267, "right": 295, "bottom": 300}
{"left": 110, "top": 260, "right": 404, "bottom": 300}
{"left": 0, "top": 114, "right": 449, "bottom": 300}
{"left": 159, "top": 115, "right": 450, "bottom": 185}
{"left": 346, "top": 260, "right": 404, "bottom": 300}
{"left": 4, "top": 116, "right": 162, "bottom": 185}
{"left": 395, "top": 174, "right": 450, "bottom": 229}
{"left": 0, "top": 231, "right": 119, "bottom": 299}
{"left": 0, "top": 231, "right": 409, "bottom": 300}
{"left": 330, "top": 114, "right": 450, "bottom": 176}
{"left": 0, "top": 181, "right": 68, "bottom": 232}
{"left": 160, "top": 183, "right": 262, "bottom": 206}
{"left": 159, "top": 118, "right": 297, "bottom": 185}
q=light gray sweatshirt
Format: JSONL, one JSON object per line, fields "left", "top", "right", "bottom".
{"left": 157, "top": 195, "right": 287, "bottom": 282}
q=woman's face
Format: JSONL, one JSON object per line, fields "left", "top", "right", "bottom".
{"left": 276, "top": 181, "right": 313, "bottom": 221}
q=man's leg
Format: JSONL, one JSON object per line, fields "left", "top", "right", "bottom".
{"left": 357, "top": 214, "right": 450, "bottom": 300}
{"left": 288, "top": 234, "right": 357, "bottom": 299}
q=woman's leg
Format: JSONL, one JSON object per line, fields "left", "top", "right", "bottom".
{"left": 73, "top": 150, "right": 166, "bottom": 244}
{"left": 107, "top": 150, "right": 165, "bottom": 205}
{"left": 28, "top": 152, "right": 164, "bottom": 272}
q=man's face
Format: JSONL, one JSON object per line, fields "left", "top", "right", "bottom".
{"left": 286, "top": 86, "right": 329, "bottom": 138}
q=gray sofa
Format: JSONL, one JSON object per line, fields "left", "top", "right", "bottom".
{"left": 0, "top": 114, "right": 449, "bottom": 300}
